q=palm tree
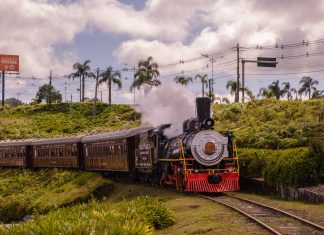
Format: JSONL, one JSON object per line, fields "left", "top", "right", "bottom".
{"left": 99, "top": 66, "right": 122, "bottom": 105}
{"left": 299, "top": 76, "right": 319, "bottom": 99}
{"left": 174, "top": 75, "right": 192, "bottom": 85}
{"left": 311, "top": 88, "right": 324, "bottom": 99}
{"left": 244, "top": 87, "right": 255, "bottom": 101}
{"left": 282, "top": 82, "right": 293, "bottom": 100}
{"left": 268, "top": 80, "right": 284, "bottom": 100}
{"left": 195, "top": 74, "right": 208, "bottom": 97}
{"left": 222, "top": 97, "right": 230, "bottom": 104}
{"left": 226, "top": 80, "right": 239, "bottom": 101}
{"left": 258, "top": 87, "right": 274, "bottom": 99}
{"left": 132, "top": 56, "right": 160, "bottom": 90}
{"left": 69, "top": 60, "right": 92, "bottom": 102}
{"left": 290, "top": 88, "right": 299, "bottom": 100}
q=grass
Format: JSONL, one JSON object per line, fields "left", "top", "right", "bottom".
{"left": 229, "top": 192, "right": 324, "bottom": 226}
{"left": 0, "top": 168, "right": 113, "bottom": 223}
{"left": 0, "top": 102, "right": 140, "bottom": 140}
{"left": 1, "top": 196, "right": 174, "bottom": 235}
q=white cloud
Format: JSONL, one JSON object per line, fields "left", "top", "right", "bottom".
{"left": 0, "top": 0, "right": 86, "bottom": 75}
{"left": 1, "top": 0, "right": 324, "bottom": 97}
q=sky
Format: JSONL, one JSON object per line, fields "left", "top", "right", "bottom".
{"left": 0, "top": 0, "right": 324, "bottom": 103}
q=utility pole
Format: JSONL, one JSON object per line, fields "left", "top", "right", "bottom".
{"left": 17, "top": 92, "right": 21, "bottom": 101}
{"left": 241, "top": 60, "right": 245, "bottom": 103}
{"left": 64, "top": 86, "right": 67, "bottom": 102}
{"left": 93, "top": 68, "right": 99, "bottom": 118}
{"left": 2, "top": 71, "right": 5, "bottom": 107}
{"left": 236, "top": 43, "right": 240, "bottom": 103}
{"left": 100, "top": 90, "right": 102, "bottom": 102}
{"left": 123, "top": 64, "right": 136, "bottom": 105}
{"left": 208, "top": 79, "right": 214, "bottom": 99}
{"left": 49, "top": 70, "right": 52, "bottom": 86}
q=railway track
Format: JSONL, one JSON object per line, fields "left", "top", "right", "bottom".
{"left": 201, "top": 194, "right": 324, "bottom": 235}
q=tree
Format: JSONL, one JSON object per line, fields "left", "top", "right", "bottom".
{"left": 69, "top": 60, "right": 92, "bottom": 102}
{"left": 35, "top": 84, "right": 62, "bottom": 106}
{"left": 282, "top": 82, "right": 292, "bottom": 100}
{"left": 268, "top": 80, "right": 284, "bottom": 100}
{"left": 258, "top": 80, "right": 285, "bottom": 100}
{"left": 299, "top": 76, "right": 319, "bottom": 99}
{"left": 311, "top": 88, "right": 324, "bottom": 99}
{"left": 226, "top": 80, "right": 239, "bottom": 101}
{"left": 258, "top": 87, "right": 274, "bottom": 99}
{"left": 215, "top": 96, "right": 230, "bottom": 104}
{"left": 174, "top": 75, "right": 192, "bottom": 85}
{"left": 222, "top": 97, "right": 230, "bottom": 104}
{"left": 244, "top": 87, "right": 255, "bottom": 101}
{"left": 290, "top": 88, "right": 299, "bottom": 100}
{"left": 132, "top": 56, "right": 160, "bottom": 90}
{"left": 99, "top": 66, "right": 122, "bottom": 105}
{"left": 4, "top": 98, "right": 23, "bottom": 107}
{"left": 195, "top": 74, "right": 208, "bottom": 97}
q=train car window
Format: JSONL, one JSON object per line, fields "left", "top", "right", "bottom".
{"left": 87, "top": 146, "right": 90, "bottom": 157}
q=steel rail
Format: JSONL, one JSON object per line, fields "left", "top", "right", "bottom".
{"left": 201, "top": 194, "right": 324, "bottom": 235}
{"left": 225, "top": 194, "right": 324, "bottom": 231}
{"left": 201, "top": 195, "right": 282, "bottom": 235}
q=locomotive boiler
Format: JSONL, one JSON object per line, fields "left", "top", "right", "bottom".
{"left": 158, "top": 97, "right": 239, "bottom": 192}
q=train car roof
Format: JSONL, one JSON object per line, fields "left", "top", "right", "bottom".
{"left": 0, "top": 140, "right": 32, "bottom": 147}
{"left": 31, "top": 136, "right": 83, "bottom": 145}
{"left": 81, "top": 126, "right": 153, "bottom": 143}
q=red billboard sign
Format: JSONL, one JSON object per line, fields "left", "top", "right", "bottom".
{"left": 0, "top": 54, "right": 19, "bottom": 72}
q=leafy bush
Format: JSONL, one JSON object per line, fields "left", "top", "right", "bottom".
{"left": 309, "top": 137, "right": 324, "bottom": 183}
{"left": 238, "top": 147, "right": 321, "bottom": 186}
{"left": 1, "top": 197, "right": 174, "bottom": 234}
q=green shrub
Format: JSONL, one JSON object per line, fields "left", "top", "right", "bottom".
{"left": 309, "top": 137, "right": 324, "bottom": 183}
{"left": 238, "top": 147, "right": 321, "bottom": 186}
{"left": 1, "top": 197, "right": 174, "bottom": 234}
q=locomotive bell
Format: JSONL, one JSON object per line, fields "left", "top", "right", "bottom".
{"left": 196, "top": 97, "right": 212, "bottom": 123}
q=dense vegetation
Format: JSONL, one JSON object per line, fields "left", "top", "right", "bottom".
{"left": 213, "top": 99, "right": 324, "bottom": 186}
{"left": 213, "top": 99, "right": 324, "bottom": 149}
{"left": 1, "top": 196, "right": 174, "bottom": 234}
{"left": 238, "top": 143, "right": 323, "bottom": 186}
{"left": 0, "top": 169, "right": 112, "bottom": 223}
{"left": 0, "top": 102, "right": 140, "bottom": 140}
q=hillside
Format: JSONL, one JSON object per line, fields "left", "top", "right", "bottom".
{"left": 213, "top": 99, "right": 324, "bottom": 149}
{"left": 0, "top": 103, "right": 140, "bottom": 140}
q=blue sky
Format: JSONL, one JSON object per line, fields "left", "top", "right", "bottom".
{"left": 1, "top": 0, "right": 324, "bottom": 103}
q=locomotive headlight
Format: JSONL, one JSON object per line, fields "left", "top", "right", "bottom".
{"left": 204, "top": 142, "right": 216, "bottom": 155}
{"left": 190, "top": 130, "right": 229, "bottom": 166}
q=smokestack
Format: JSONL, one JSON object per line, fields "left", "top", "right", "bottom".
{"left": 196, "top": 97, "right": 211, "bottom": 123}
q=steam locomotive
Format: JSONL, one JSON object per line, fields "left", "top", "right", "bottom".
{"left": 0, "top": 97, "right": 239, "bottom": 193}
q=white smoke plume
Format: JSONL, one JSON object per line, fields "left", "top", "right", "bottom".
{"left": 136, "top": 82, "right": 197, "bottom": 137}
